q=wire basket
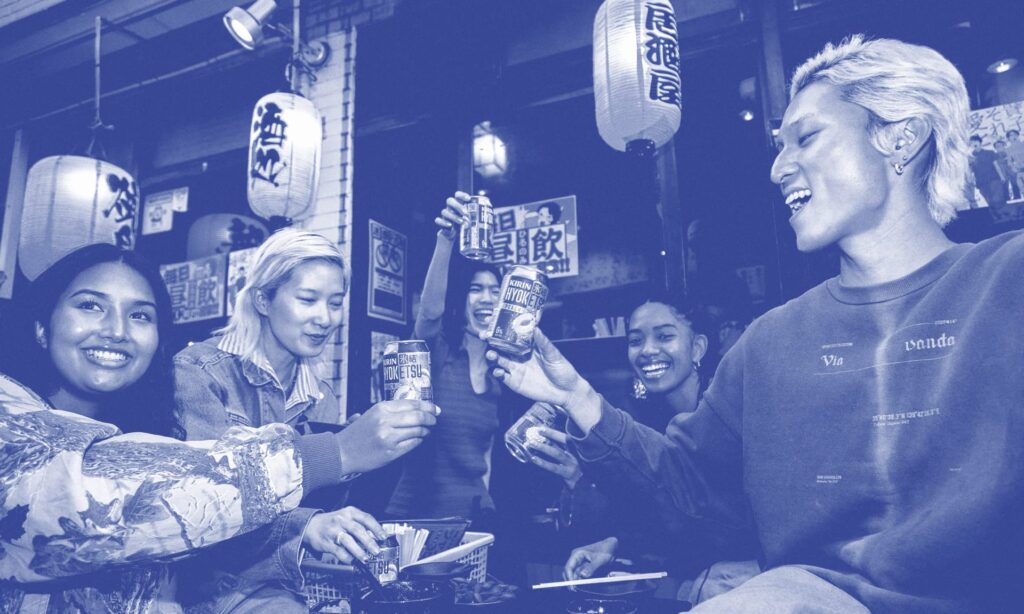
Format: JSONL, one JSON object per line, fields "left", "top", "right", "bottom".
{"left": 414, "top": 531, "right": 494, "bottom": 584}
{"left": 300, "top": 531, "right": 495, "bottom": 610}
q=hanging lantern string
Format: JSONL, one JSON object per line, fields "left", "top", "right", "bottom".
{"left": 86, "top": 15, "right": 114, "bottom": 160}
{"left": 282, "top": 0, "right": 323, "bottom": 95}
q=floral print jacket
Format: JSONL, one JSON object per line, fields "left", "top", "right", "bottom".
{"left": 0, "top": 373, "right": 305, "bottom": 612}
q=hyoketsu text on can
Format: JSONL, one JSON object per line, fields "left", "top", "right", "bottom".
{"left": 382, "top": 340, "right": 432, "bottom": 401}
{"left": 366, "top": 535, "right": 400, "bottom": 585}
{"left": 459, "top": 194, "right": 493, "bottom": 261}
{"left": 486, "top": 265, "right": 548, "bottom": 356}
{"left": 505, "top": 402, "right": 561, "bottom": 463}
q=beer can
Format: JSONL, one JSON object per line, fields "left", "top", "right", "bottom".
{"left": 366, "top": 535, "right": 400, "bottom": 585}
{"left": 505, "top": 402, "right": 561, "bottom": 463}
{"left": 459, "top": 194, "right": 493, "bottom": 260}
{"left": 486, "top": 265, "right": 548, "bottom": 356}
{"left": 382, "top": 340, "right": 432, "bottom": 401}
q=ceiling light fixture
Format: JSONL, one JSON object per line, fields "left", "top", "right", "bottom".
{"left": 988, "top": 58, "right": 1018, "bottom": 74}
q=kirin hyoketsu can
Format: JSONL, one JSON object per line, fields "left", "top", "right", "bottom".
{"left": 459, "top": 194, "right": 493, "bottom": 260}
{"left": 366, "top": 535, "right": 400, "bottom": 585}
{"left": 382, "top": 340, "right": 432, "bottom": 401}
{"left": 486, "top": 265, "right": 548, "bottom": 356}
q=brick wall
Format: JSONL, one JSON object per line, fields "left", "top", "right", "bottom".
{"left": 0, "top": 0, "right": 65, "bottom": 29}
{"left": 298, "top": 28, "right": 357, "bottom": 419}
{"left": 296, "top": 0, "right": 402, "bottom": 418}
{"left": 304, "top": 0, "right": 403, "bottom": 40}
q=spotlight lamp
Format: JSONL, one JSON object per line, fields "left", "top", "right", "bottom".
{"left": 223, "top": 0, "right": 277, "bottom": 51}
{"left": 223, "top": 0, "right": 331, "bottom": 88}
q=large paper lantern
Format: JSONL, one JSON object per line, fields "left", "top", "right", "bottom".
{"left": 247, "top": 92, "right": 322, "bottom": 220}
{"left": 187, "top": 213, "right": 268, "bottom": 260}
{"left": 594, "top": 0, "right": 682, "bottom": 152}
{"left": 19, "top": 156, "right": 138, "bottom": 281}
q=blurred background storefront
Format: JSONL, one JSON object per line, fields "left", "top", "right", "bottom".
{"left": 1, "top": 0, "right": 1023, "bottom": 420}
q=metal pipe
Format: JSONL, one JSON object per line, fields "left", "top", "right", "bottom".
{"left": 291, "top": 0, "right": 301, "bottom": 92}
{"left": 94, "top": 16, "right": 102, "bottom": 126}
{"left": 7, "top": 37, "right": 287, "bottom": 130}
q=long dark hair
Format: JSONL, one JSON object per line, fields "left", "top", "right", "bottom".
{"left": 440, "top": 257, "right": 501, "bottom": 350}
{"left": 0, "top": 244, "right": 178, "bottom": 437}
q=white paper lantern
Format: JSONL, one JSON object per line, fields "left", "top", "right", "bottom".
{"left": 247, "top": 92, "right": 322, "bottom": 220}
{"left": 19, "top": 155, "right": 138, "bottom": 281}
{"left": 187, "top": 213, "right": 268, "bottom": 260}
{"left": 594, "top": 0, "right": 682, "bottom": 152}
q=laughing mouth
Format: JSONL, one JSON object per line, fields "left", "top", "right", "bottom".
{"left": 84, "top": 348, "right": 131, "bottom": 364}
{"left": 474, "top": 308, "right": 493, "bottom": 322}
{"left": 640, "top": 361, "right": 671, "bottom": 380}
{"left": 785, "top": 188, "right": 812, "bottom": 216}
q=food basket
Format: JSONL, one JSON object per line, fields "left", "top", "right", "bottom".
{"left": 301, "top": 531, "right": 495, "bottom": 611}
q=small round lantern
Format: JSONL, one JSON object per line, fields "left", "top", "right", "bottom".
{"left": 247, "top": 92, "right": 322, "bottom": 221}
{"left": 594, "top": 0, "right": 682, "bottom": 152}
{"left": 19, "top": 155, "right": 138, "bottom": 281}
{"left": 187, "top": 213, "right": 268, "bottom": 260}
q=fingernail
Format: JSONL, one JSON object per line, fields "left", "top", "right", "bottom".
{"left": 434, "top": 404, "right": 442, "bottom": 415}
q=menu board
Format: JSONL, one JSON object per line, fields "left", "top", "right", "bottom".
{"left": 160, "top": 254, "right": 227, "bottom": 324}
{"left": 490, "top": 195, "right": 579, "bottom": 278}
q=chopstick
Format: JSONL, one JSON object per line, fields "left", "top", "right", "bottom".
{"left": 532, "top": 571, "right": 667, "bottom": 590}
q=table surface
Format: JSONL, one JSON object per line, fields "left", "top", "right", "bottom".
{"left": 469, "top": 592, "right": 692, "bottom": 614}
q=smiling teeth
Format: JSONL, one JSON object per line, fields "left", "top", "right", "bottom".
{"left": 785, "top": 189, "right": 812, "bottom": 214}
{"left": 786, "top": 188, "right": 811, "bottom": 204}
{"left": 641, "top": 362, "right": 670, "bottom": 377}
{"left": 87, "top": 349, "right": 128, "bottom": 362}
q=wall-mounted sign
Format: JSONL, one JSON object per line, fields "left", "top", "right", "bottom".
{"left": 367, "top": 219, "right": 407, "bottom": 324}
{"left": 966, "top": 100, "right": 1024, "bottom": 223}
{"left": 160, "top": 254, "right": 227, "bottom": 324}
{"left": 490, "top": 195, "right": 579, "bottom": 278}
{"left": 142, "top": 198, "right": 173, "bottom": 235}
{"left": 226, "top": 247, "right": 257, "bottom": 317}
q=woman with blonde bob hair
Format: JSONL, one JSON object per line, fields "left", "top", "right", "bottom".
{"left": 489, "top": 35, "right": 1024, "bottom": 612}
{"left": 174, "top": 228, "right": 438, "bottom": 612}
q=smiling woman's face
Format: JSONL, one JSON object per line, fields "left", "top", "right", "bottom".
{"left": 45, "top": 262, "right": 159, "bottom": 397}
{"left": 627, "top": 302, "right": 699, "bottom": 395}
{"left": 260, "top": 260, "right": 347, "bottom": 360}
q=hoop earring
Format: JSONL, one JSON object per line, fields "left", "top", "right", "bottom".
{"left": 632, "top": 377, "right": 648, "bottom": 400}
{"left": 692, "top": 359, "right": 701, "bottom": 371}
{"left": 893, "top": 162, "right": 905, "bottom": 176}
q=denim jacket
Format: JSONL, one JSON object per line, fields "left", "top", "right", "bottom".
{"left": 173, "top": 336, "right": 339, "bottom": 439}
{"left": 172, "top": 336, "right": 341, "bottom": 610}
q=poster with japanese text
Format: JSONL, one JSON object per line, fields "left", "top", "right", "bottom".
{"left": 965, "top": 100, "right": 1024, "bottom": 222}
{"left": 367, "top": 219, "right": 407, "bottom": 324}
{"left": 226, "top": 247, "right": 257, "bottom": 316}
{"left": 490, "top": 195, "right": 579, "bottom": 277}
{"left": 159, "top": 254, "right": 227, "bottom": 324}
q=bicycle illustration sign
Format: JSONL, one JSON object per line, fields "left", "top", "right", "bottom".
{"left": 368, "top": 219, "right": 407, "bottom": 324}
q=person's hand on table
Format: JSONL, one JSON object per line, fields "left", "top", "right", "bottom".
{"left": 564, "top": 536, "right": 619, "bottom": 580}
{"left": 303, "top": 506, "right": 385, "bottom": 564}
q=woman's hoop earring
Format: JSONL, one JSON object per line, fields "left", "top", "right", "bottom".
{"left": 632, "top": 377, "right": 648, "bottom": 400}
{"left": 893, "top": 162, "right": 905, "bottom": 176}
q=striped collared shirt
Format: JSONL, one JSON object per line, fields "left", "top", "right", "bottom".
{"left": 217, "top": 332, "right": 324, "bottom": 411}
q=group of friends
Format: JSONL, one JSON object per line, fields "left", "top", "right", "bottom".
{"left": 0, "top": 34, "right": 1021, "bottom": 613}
